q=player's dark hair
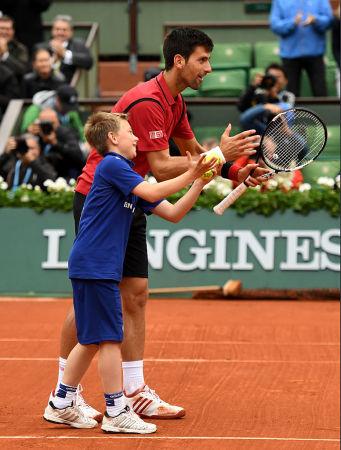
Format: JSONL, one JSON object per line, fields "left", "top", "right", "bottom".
{"left": 163, "top": 28, "right": 213, "bottom": 71}
{"left": 84, "top": 112, "right": 129, "bottom": 155}
{"left": 265, "top": 63, "right": 288, "bottom": 80}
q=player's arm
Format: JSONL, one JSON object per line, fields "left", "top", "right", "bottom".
{"left": 151, "top": 177, "right": 209, "bottom": 223}
{"left": 133, "top": 152, "right": 217, "bottom": 202}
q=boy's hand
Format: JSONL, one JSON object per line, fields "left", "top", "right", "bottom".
{"left": 186, "top": 151, "right": 218, "bottom": 179}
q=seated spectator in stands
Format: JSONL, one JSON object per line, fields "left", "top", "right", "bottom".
{"left": 0, "top": 62, "right": 20, "bottom": 120}
{"left": 0, "top": 0, "right": 52, "bottom": 56}
{"left": 270, "top": 0, "right": 333, "bottom": 97}
{"left": 237, "top": 67, "right": 293, "bottom": 135}
{"left": 39, "top": 15, "right": 93, "bottom": 83}
{"left": 33, "top": 108, "right": 85, "bottom": 180}
{"left": 21, "top": 85, "right": 85, "bottom": 143}
{"left": 0, "top": 134, "right": 56, "bottom": 190}
{"left": 22, "top": 47, "right": 66, "bottom": 98}
{"left": 0, "top": 15, "right": 29, "bottom": 83}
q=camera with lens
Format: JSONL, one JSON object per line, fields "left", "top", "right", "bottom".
{"left": 39, "top": 120, "right": 54, "bottom": 135}
{"left": 15, "top": 137, "right": 29, "bottom": 155}
{"left": 259, "top": 74, "right": 277, "bottom": 90}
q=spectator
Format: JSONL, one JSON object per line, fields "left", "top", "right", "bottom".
{"left": 238, "top": 63, "right": 295, "bottom": 113}
{"left": 22, "top": 47, "right": 65, "bottom": 98}
{"left": 0, "top": 63, "right": 20, "bottom": 120}
{"left": 0, "top": 0, "right": 52, "bottom": 56}
{"left": 0, "top": 15, "right": 29, "bottom": 82}
{"left": 33, "top": 108, "right": 84, "bottom": 180}
{"left": 21, "top": 85, "right": 85, "bottom": 142}
{"left": 238, "top": 67, "right": 293, "bottom": 135}
{"left": 0, "top": 134, "right": 56, "bottom": 190}
{"left": 39, "top": 15, "right": 93, "bottom": 83}
{"left": 270, "top": 0, "right": 333, "bottom": 97}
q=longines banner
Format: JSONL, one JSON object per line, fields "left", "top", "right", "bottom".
{"left": 0, "top": 208, "right": 339, "bottom": 295}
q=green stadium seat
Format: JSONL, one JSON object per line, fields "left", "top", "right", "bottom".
{"left": 254, "top": 41, "right": 281, "bottom": 68}
{"left": 300, "top": 66, "right": 338, "bottom": 97}
{"left": 210, "top": 43, "right": 252, "bottom": 70}
{"left": 319, "top": 125, "right": 341, "bottom": 160}
{"left": 326, "top": 66, "right": 338, "bottom": 96}
{"left": 199, "top": 70, "right": 247, "bottom": 97}
{"left": 301, "top": 160, "right": 340, "bottom": 184}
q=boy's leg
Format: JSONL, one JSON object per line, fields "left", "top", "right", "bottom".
{"left": 43, "top": 343, "right": 98, "bottom": 429}
{"left": 98, "top": 341, "right": 156, "bottom": 434}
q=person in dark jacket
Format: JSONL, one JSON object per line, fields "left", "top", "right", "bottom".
{"left": 0, "top": 15, "right": 29, "bottom": 82}
{"left": 0, "top": 63, "right": 20, "bottom": 119}
{"left": 38, "top": 15, "right": 93, "bottom": 83}
{"left": 22, "top": 47, "right": 65, "bottom": 98}
{"left": 35, "top": 108, "right": 85, "bottom": 179}
{"left": 0, "top": 133, "right": 56, "bottom": 190}
{"left": 0, "top": 0, "right": 52, "bottom": 56}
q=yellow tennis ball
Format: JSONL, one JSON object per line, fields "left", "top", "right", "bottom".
{"left": 201, "top": 152, "right": 221, "bottom": 179}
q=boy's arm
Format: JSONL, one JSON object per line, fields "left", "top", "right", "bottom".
{"left": 132, "top": 152, "right": 217, "bottom": 203}
{"left": 151, "top": 178, "right": 207, "bottom": 223}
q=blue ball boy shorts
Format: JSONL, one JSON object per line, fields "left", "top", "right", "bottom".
{"left": 71, "top": 279, "right": 123, "bottom": 345}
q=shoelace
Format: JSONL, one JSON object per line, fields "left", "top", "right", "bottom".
{"left": 143, "top": 385, "right": 161, "bottom": 403}
{"left": 75, "top": 384, "right": 91, "bottom": 408}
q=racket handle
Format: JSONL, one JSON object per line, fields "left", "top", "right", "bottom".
{"left": 213, "top": 181, "right": 249, "bottom": 215}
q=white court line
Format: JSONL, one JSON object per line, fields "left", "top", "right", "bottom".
{"left": 0, "top": 357, "right": 339, "bottom": 364}
{"left": 0, "top": 298, "right": 68, "bottom": 302}
{"left": 0, "top": 436, "right": 339, "bottom": 443}
{"left": 0, "top": 338, "right": 339, "bottom": 346}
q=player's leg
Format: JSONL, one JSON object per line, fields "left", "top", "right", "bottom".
{"left": 304, "top": 56, "right": 327, "bottom": 97}
{"left": 121, "top": 208, "right": 185, "bottom": 419}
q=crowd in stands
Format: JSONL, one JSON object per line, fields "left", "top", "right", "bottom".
{"left": 0, "top": 9, "right": 92, "bottom": 189}
{"left": 0, "top": 1, "right": 340, "bottom": 193}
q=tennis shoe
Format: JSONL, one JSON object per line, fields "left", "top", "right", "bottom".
{"left": 43, "top": 401, "right": 98, "bottom": 428}
{"left": 48, "top": 384, "right": 102, "bottom": 422}
{"left": 125, "top": 385, "right": 185, "bottom": 419}
{"left": 101, "top": 406, "right": 157, "bottom": 434}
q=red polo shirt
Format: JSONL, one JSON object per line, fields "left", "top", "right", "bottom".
{"left": 76, "top": 72, "right": 194, "bottom": 195}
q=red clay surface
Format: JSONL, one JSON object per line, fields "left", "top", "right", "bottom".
{"left": 0, "top": 297, "right": 339, "bottom": 450}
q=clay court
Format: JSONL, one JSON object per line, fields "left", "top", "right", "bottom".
{"left": 0, "top": 296, "right": 339, "bottom": 450}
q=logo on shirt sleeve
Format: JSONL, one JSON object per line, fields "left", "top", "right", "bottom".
{"left": 149, "top": 130, "right": 163, "bottom": 139}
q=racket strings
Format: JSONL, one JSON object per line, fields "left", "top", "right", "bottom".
{"left": 262, "top": 110, "right": 326, "bottom": 171}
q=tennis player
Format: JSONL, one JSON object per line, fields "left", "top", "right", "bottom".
{"left": 48, "top": 28, "right": 268, "bottom": 421}
{"left": 43, "top": 112, "right": 220, "bottom": 432}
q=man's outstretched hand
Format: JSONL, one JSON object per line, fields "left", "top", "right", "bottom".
{"left": 220, "top": 124, "right": 260, "bottom": 162}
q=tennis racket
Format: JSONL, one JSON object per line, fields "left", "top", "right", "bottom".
{"left": 213, "top": 108, "right": 327, "bottom": 215}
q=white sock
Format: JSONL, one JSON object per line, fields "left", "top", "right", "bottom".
{"left": 53, "top": 383, "right": 77, "bottom": 409}
{"left": 105, "top": 391, "right": 126, "bottom": 417}
{"left": 55, "top": 357, "right": 67, "bottom": 393}
{"left": 122, "top": 360, "right": 144, "bottom": 394}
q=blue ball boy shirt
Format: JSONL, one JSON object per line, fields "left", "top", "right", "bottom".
{"left": 68, "top": 152, "right": 161, "bottom": 281}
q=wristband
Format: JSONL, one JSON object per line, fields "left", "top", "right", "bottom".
{"left": 221, "top": 162, "right": 241, "bottom": 181}
{"left": 220, "top": 162, "right": 233, "bottom": 179}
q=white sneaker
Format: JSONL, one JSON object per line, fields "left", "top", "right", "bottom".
{"left": 43, "top": 401, "right": 98, "bottom": 428}
{"left": 101, "top": 406, "right": 157, "bottom": 434}
{"left": 75, "top": 384, "right": 103, "bottom": 422}
{"left": 48, "top": 385, "right": 102, "bottom": 422}
{"left": 125, "top": 385, "right": 185, "bottom": 419}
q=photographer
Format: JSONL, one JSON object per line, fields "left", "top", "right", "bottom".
{"left": 0, "top": 134, "right": 56, "bottom": 190}
{"left": 238, "top": 64, "right": 295, "bottom": 135}
{"left": 31, "top": 108, "right": 85, "bottom": 180}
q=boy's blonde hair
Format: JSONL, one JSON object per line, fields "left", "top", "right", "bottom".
{"left": 84, "top": 112, "right": 128, "bottom": 155}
